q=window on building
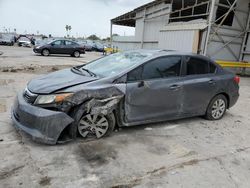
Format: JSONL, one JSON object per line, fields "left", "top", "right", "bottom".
{"left": 215, "top": 0, "right": 236, "bottom": 26}
{"left": 185, "top": 57, "right": 209, "bottom": 75}
{"left": 170, "top": 0, "right": 209, "bottom": 22}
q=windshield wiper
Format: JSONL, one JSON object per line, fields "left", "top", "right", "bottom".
{"left": 72, "top": 66, "right": 97, "bottom": 77}
{"left": 81, "top": 68, "right": 97, "bottom": 77}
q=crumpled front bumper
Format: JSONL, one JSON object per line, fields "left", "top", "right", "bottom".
{"left": 11, "top": 93, "right": 74, "bottom": 145}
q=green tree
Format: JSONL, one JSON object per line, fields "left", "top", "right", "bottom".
{"left": 87, "top": 34, "right": 100, "bottom": 40}
{"left": 65, "top": 25, "right": 69, "bottom": 37}
{"left": 68, "top": 25, "right": 72, "bottom": 37}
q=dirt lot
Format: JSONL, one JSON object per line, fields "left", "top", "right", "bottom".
{"left": 0, "top": 46, "right": 250, "bottom": 188}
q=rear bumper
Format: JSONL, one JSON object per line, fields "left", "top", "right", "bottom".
{"left": 11, "top": 93, "right": 74, "bottom": 145}
{"left": 229, "top": 92, "right": 239, "bottom": 108}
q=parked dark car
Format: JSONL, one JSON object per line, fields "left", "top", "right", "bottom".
{"left": 92, "top": 43, "right": 105, "bottom": 52}
{"left": 12, "top": 50, "right": 239, "bottom": 144}
{"left": 33, "top": 39, "right": 85, "bottom": 57}
{"left": 0, "top": 34, "right": 15, "bottom": 46}
{"left": 77, "top": 40, "right": 94, "bottom": 51}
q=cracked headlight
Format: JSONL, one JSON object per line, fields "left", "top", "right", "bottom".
{"left": 34, "top": 93, "right": 73, "bottom": 105}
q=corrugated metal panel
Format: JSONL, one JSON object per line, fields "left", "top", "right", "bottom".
{"left": 158, "top": 30, "right": 196, "bottom": 52}
{"left": 160, "top": 21, "right": 207, "bottom": 31}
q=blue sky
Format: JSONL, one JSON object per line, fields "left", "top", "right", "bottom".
{"left": 0, "top": 0, "right": 152, "bottom": 38}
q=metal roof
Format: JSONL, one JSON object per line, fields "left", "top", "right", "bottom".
{"left": 111, "top": 0, "right": 171, "bottom": 27}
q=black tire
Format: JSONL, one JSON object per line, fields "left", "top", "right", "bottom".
{"left": 73, "top": 50, "right": 80, "bottom": 58}
{"left": 205, "top": 94, "right": 228, "bottom": 120}
{"left": 41, "top": 49, "right": 50, "bottom": 56}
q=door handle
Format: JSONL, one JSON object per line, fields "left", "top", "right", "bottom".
{"left": 208, "top": 79, "right": 216, "bottom": 85}
{"left": 170, "top": 84, "right": 181, "bottom": 90}
{"left": 138, "top": 81, "right": 144, "bottom": 88}
{"left": 138, "top": 81, "right": 149, "bottom": 88}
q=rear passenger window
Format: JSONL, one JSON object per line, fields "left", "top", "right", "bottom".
{"left": 186, "top": 57, "right": 209, "bottom": 75}
{"left": 65, "top": 41, "right": 72, "bottom": 45}
{"left": 209, "top": 62, "right": 217, "bottom": 73}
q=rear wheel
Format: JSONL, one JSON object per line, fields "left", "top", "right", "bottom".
{"left": 73, "top": 51, "right": 80, "bottom": 58}
{"left": 41, "top": 49, "right": 50, "bottom": 56}
{"left": 205, "top": 94, "right": 227, "bottom": 120}
{"left": 77, "top": 113, "right": 115, "bottom": 139}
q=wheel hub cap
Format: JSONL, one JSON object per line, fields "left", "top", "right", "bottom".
{"left": 211, "top": 99, "right": 226, "bottom": 119}
{"left": 78, "top": 114, "right": 109, "bottom": 138}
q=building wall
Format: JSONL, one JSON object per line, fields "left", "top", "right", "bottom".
{"left": 135, "top": 2, "right": 171, "bottom": 42}
{"left": 158, "top": 30, "right": 198, "bottom": 52}
{"left": 113, "top": 0, "right": 250, "bottom": 63}
{"left": 112, "top": 35, "right": 158, "bottom": 50}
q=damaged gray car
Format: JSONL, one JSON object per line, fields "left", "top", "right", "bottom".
{"left": 11, "top": 50, "right": 239, "bottom": 144}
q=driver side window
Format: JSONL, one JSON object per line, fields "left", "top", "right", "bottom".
{"left": 127, "top": 56, "right": 182, "bottom": 82}
{"left": 52, "top": 40, "right": 63, "bottom": 45}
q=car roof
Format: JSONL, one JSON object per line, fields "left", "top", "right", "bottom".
{"left": 124, "top": 49, "right": 211, "bottom": 61}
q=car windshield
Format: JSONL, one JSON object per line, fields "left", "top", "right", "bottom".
{"left": 82, "top": 51, "right": 153, "bottom": 77}
{"left": 19, "top": 37, "right": 30, "bottom": 41}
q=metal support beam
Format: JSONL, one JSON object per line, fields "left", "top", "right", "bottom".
{"left": 141, "top": 8, "right": 146, "bottom": 49}
{"left": 240, "top": 9, "right": 250, "bottom": 61}
{"left": 204, "top": 0, "right": 216, "bottom": 55}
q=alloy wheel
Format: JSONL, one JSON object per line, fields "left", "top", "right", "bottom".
{"left": 42, "top": 49, "right": 49, "bottom": 56}
{"left": 78, "top": 114, "right": 109, "bottom": 138}
{"left": 74, "top": 51, "right": 80, "bottom": 57}
{"left": 211, "top": 99, "right": 226, "bottom": 119}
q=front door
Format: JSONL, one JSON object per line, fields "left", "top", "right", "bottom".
{"left": 50, "top": 40, "right": 65, "bottom": 54}
{"left": 125, "top": 56, "right": 184, "bottom": 123}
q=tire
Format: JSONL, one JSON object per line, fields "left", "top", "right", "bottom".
{"left": 205, "top": 94, "right": 228, "bottom": 120}
{"left": 73, "top": 50, "right": 80, "bottom": 58}
{"left": 41, "top": 49, "right": 50, "bottom": 56}
{"left": 77, "top": 112, "right": 115, "bottom": 139}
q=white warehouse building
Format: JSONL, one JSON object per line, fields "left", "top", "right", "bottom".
{"left": 110, "top": 0, "right": 250, "bottom": 63}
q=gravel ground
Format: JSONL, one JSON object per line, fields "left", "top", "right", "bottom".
{"left": 0, "top": 46, "right": 250, "bottom": 188}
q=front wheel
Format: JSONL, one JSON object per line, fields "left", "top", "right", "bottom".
{"left": 73, "top": 51, "right": 80, "bottom": 58}
{"left": 41, "top": 49, "right": 50, "bottom": 56}
{"left": 205, "top": 94, "right": 227, "bottom": 120}
{"left": 77, "top": 113, "right": 115, "bottom": 139}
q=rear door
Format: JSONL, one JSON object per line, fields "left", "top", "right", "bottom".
{"left": 64, "top": 40, "right": 76, "bottom": 54}
{"left": 125, "top": 56, "right": 184, "bottom": 123}
{"left": 182, "top": 56, "right": 218, "bottom": 115}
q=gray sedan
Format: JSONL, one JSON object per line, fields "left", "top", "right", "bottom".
{"left": 12, "top": 50, "right": 239, "bottom": 144}
{"left": 33, "top": 39, "right": 85, "bottom": 57}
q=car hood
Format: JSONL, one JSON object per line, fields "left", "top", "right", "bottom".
{"left": 27, "top": 68, "right": 98, "bottom": 94}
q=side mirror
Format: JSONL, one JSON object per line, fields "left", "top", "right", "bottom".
{"left": 50, "top": 43, "right": 54, "bottom": 46}
{"left": 138, "top": 81, "right": 145, "bottom": 88}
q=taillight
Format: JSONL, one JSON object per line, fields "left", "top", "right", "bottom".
{"left": 234, "top": 76, "right": 240, "bottom": 84}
